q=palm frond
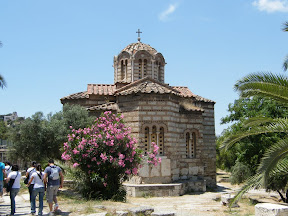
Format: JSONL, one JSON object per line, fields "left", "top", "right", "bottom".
{"left": 257, "top": 138, "right": 288, "bottom": 186}
{"left": 283, "top": 22, "right": 288, "bottom": 32}
{"left": 284, "top": 56, "right": 288, "bottom": 71}
{"left": 221, "top": 118, "right": 288, "bottom": 150}
{"left": 0, "top": 74, "right": 7, "bottom": 89}
{"left": 242, "top": 116, "right": 274, "bottom": 127}
{"left": 229, "top": 174, "right": 264, "bottom": 207}
{"left": 234, "top": 72, "right": 288, "bottom": 104}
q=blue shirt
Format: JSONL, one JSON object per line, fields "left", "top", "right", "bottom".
{"left": 0, "top": 162, "right": 5, "bottom": 181}
{"left": 44, "top": 165, "right": 61, "bottom": 186}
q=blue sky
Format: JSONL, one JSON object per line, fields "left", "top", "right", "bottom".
{"left": 0, "top": 0, "right": 287, "bottom": 135}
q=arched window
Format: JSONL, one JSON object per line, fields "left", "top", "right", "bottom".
{"left": 151, "top": 126, "right": 157, "bottom": 144}
{"left": 138, "top": 58, "right": 147, "bottom": 80}
{"left": 158, "top": 62, "right": 161, "bottom": 82}
{"left": 159, "top": 127, "right": 164, "bottom": 156}
{"left": 144, "top": 125, "right": 165, "bottom": 156}
{"left": 143, "top": 59, "right": 147, "bottom": 77}
{"left": 191, "top": 132, "right": 196, "bottom": 158}
{"left": 138, "top": 59, "right": 142, "bottom": 79}
{"left": 186, "top": 132, "right": 190, "bottom": 158}
{"left": 186, "top": 131, "right": 196, "bottom": 158}
{"left": 144, "top": 127, "right": 149, "bottom": 154}
{"left": 120, "top": 60, "right": 125, "bottom": 80}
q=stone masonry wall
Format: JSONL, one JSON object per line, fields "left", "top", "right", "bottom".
{"left": 117, "top": 93, "right": 216, "bottom": 188}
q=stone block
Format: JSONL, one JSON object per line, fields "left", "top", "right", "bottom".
{"left": 115, "top": 211, "right": 129, "bottom": 216}
{"left": 129, "top": 206, "right": 154, "bottom": 216}
{"left": 139, "top": 164, "right": 150, "bottom": 177}
{"left": 255, "top": 203, "right": 288, "bottom": 216}
{"left": 151, "top": 163, "right": 161, "bottom": 177}
{"left": 221, "top": 194, "right": 239, "bottom": 208}
{"left": 180, "top": 168, "right": 188, "bottom": 175}
{"left": 161, "top": 158, "right": 171, "bottom": 176}
{"left": 189, "top": 166, "right": 198, "bottom": 175}
{"left": 151, "top": 211, "right": 175, "bottom": 216}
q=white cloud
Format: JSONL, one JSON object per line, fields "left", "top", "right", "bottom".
{"left": 253, "top": 0, "right": 288, "bottom": 13}
{"left": 159, "top": 3, "right": 178, "bottom": 21}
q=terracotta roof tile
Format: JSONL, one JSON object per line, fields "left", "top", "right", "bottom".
{"left": 172, "top": 86, "right": 215, "bottom": 103}
{"left": 122, "top": 42, "right": 157, "bottom": 55}
{"left": 60, "top": 91, "right": 88, "bottom": 100}
{"left": 87, "top": 84, "right": 116, "bottom": 96}
{"left": 115, "top": 77, "right": 180, "bottom": 96}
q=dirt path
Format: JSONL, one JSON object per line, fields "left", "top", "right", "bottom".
{"left": 0, "top": 172, "right": 281, "bottom": 216}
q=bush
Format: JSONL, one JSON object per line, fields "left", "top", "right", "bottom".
{"left": 230, "top": 161, "right": 252, "bottom": 185}
{"left": 62, "top": 111, "right": 160, "bottom": 200}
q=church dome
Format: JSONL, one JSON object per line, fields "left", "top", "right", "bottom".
{"left": 114, "top": 37, "right": 165, "bottom": 85}
{"left": 122, "top": 42, "right": 158, "bottom": 55}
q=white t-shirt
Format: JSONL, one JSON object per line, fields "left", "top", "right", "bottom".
{"left": 7, "top": 171, "right": 21, "bottom": 189}
{"left": 31, "top": 171, "right": 44, "bottom": 188}
{"left": 27, "top": 167, "right": 36, "bottom": 184}
{"left": 5, "top": 165, "right": 12, "bottom": 176}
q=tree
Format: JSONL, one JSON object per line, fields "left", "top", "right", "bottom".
{"left": 0, "top": 121, "right": 8, "bottom": 140}
{"left": 217, "top": 97, "right": 288, "bottom": 177}
{"left": 221, "top": 72, "right": 288, "bottom": 204}
{"left": 283, "top": 22, "right": 288, "bottom": 71}
{"left": 8, "top": 104, "right": 94, "bottom": 163}
{"left": 0, "top": 41, "right": 6, "bottom": 89}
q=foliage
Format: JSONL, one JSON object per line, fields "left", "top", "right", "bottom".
{"left": 0, "top": 121, "right": 8, "bottom": 140}
{"left": 221, "top": 72, "right": 288, "bottom": 206}
{"left": 62, "top": 111, "right": 161, "bottom": 200}
{"left": 8, "top": 112, "right": 56, "bottom": 162}
{"left": 7, "top": 104, "right": 94, "bottom": 163}
{"left": 230, "top": 162, "right": 252, "bottom": 185}
{"left": 217, "top": 97, "right": 287, "bottom": 176}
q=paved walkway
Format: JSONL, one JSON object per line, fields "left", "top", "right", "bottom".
{"left": 0, "top": 192, "right": 50, "bottom": 216}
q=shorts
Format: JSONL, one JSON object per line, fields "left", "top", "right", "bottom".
{"left": 46, "top": 185, "right": 59, "bottom": 203}
{"left": 0, "top": 181, "right": 3, "bottom": 193}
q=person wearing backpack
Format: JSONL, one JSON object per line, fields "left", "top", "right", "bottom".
{"left": 43, "top": 159, "right": 64, "bottom": 216}
{"left": 27, "top": 164, "right": 45, "bottom": 216}
{"left": 6, "top": 164, "right": 21, "bottom": 215}
{"left": 26, "top": 161, "right": 37, "bottom": 205}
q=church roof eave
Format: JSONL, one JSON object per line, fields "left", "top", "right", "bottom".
{"left": 115, "top": 77, "right": 180, "bottom": 96}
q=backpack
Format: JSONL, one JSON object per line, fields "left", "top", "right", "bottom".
{"left": 49, "top": 166, "right": 59, "bottom": 180}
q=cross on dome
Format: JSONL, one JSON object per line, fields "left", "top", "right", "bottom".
{"left": 136, "top": 29, "right": 142, "bottom": 42}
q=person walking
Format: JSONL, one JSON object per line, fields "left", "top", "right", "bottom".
{"left": 0, "top": 161, "right": 5, "bottom": 202}
{"left": 26, "top": 161, "right": 37, "bottom": 206}
{"left": 27, "top": 164, "right": 45, "bottom": 216}
{"left": 43, "top": 159, "right": 64, "bottom": 216}
{"left": 6, "top": 164, "right": 21, "bottom": 215}
{"left": 4, "top": 161, "right": 11, "bottom": 196}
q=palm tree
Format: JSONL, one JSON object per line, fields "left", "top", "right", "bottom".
{"left": 221, "top": 72, "right": 288, "bottom": 204}
{"left": 283, "top": 23, "right": 288, "bottom": 71}
{"left": 0, "top": 41, "right": 6, "bottom": 89}
{"left": 0, "top": 74, "right": 6, "bottom": 89}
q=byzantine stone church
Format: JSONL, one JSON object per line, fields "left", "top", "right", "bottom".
{"left": 61, "top": 32, "right": 216, "bottom": 193}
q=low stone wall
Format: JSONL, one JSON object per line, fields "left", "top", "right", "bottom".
{"left": 255, "top": 203, "right": 288, "bottom": 216}
{"left": 124, "top": 179, "right": 206, "bottom": 197}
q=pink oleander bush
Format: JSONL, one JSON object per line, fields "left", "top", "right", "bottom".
{"left": 61, "top": 111, "right": 160, "bottom": 200}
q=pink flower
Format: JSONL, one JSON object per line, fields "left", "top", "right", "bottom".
{"left": 125, "top": 169, "right": 131, "bottom": 175}
{"left": 100, "top": 153, "right": 108, "bottom": 162}
{"left": 72, "top": 149, "right": 80, "bottom": 154}
{"left": 132, "top": 168, "right": 138, "bottom": 175}
{"left": 103, "top": 182, "right": 107, "bottom": 187}
{"left": 73, "top": 163, "right": 79, "bottom": 168}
